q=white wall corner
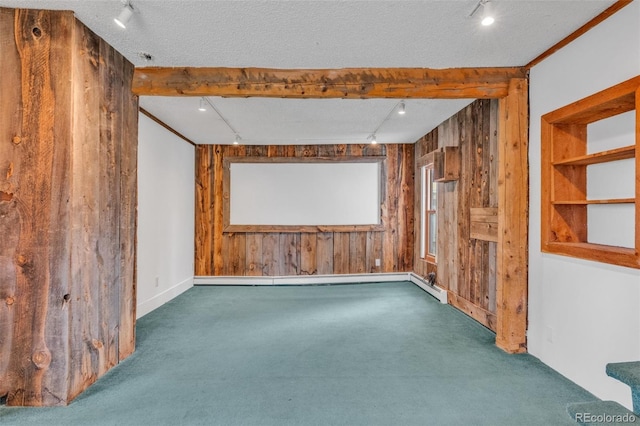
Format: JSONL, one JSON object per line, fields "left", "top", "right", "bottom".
{"left": 137, "top": 277, "right": 194, "bottom": 319}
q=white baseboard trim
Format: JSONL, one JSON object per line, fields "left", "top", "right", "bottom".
{"left": 195, "top": 273, "right": 407, "bottom": 286}
{"left": 408, "top": 272, "right": 448, "bottom": 304}
{"left": 194, "top": 272, "right": 447, "bottom": 303}
{"left": 137, "top": 276, "right": 194, "bottom": 319}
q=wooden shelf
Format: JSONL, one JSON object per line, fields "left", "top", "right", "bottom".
{"left": 552, "top": 198, "right": 635, "bottom": 205}
{"left": 553, "top": 145, "right": 635, "bottom": 166}
{"left": 541, "top": 75, "right": 640, "bottom": 270}
{"left": 543, "top": 242, "right": 639, "bottom": 269}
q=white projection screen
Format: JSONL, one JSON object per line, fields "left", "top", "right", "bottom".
{"left": 225, "top": 157, "right": 383, "bottom": 232}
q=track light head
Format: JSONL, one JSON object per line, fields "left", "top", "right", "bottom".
{"left": 398, "top": 101, "right": 406, "bottom": 115}
{"left": 114, "top": 3, "right": 134, "bottom": 29}
{"left": 370, "top": 134, "right": 377, "bottom": 145}
{"left": 198, "top": 98, "right": 207, "bottom": 112}
{"left": 481, "top": 1, "right": 495, "bottom": 26}
{"left": 233, "top": 135, "right": 241, "bottom": 145}
{"left": 469, "top": 0, "right": 495, "bottom": 26}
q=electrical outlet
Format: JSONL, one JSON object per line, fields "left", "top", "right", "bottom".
{"left": 375, "top": 258, "right": 381, "bottom": 267}
{"left": 545, "top": 326, "right": 553, "bottom": 343}
{"left": 155, "top": 277, "right": 159, "bottom": 288}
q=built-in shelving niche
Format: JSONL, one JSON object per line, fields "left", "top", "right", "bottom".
{"left": 541, "top": 75, "right": 640, "bottom": 269}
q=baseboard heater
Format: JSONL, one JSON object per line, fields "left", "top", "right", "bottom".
{"left": 194, "top": 272, "right": 447, "bottom": 304}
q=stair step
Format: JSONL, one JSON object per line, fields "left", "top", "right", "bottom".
{"left": 567, "top": 401, "right": 638, "bottom": 425}
{"left": 607, "top": 362, "right": 640, "bottom": 387}
{"left": 606, "top": 361, "right": 640, "bottom": 414}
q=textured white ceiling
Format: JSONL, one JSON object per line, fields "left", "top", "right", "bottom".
{"left": 139, "top": 96, "right": 475, "bottom": 145}
{"left": 1, "top": 0, "right": 617, "bottom": 144}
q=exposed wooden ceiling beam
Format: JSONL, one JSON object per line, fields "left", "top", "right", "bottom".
{"left": 132, "top": 67, "right": 527, "bottom": 99}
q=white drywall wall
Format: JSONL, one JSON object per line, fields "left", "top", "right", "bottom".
{"left": 137, "top": 113, "right": 195, "bottom": 318}
{"left": 528, "top": 2, "right": 640, "bottom": 409}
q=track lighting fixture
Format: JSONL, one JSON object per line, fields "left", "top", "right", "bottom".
{"left": 114, "top": 2, "right": 134, "bottom": 29}
{"left": 469, "top": 0, "right": 495, "bottom": 27}
{"left": 203, "top": 98, "right": 240, "bottom": 145}
{"left": 481, "top": 1, "right": 495, "bottom": 26}
{"left": 198, "top": 98, "right": 207, "bottom": 112}
{"left": 367, "top": 100, "right": 407, "bottom": 144}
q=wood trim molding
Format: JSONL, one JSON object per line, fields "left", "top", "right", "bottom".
{"left": 224, "top": 155, "right": 383, "bottom": 164}
{"left": 222, "top": 156, "right": 386, "bottom": 233}
{"left": 139, "top": 107, "right": 197, "bottom": 147}
{"left": 525, "top": 0, "right": 633, "bottom": 69}
{"left": 448, "top": 292, "right": 497, "bottom": 331}
{"left": 132, "top": 67, "right": 527, "bottom": 99}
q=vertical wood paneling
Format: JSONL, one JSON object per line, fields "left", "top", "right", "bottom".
{"left": 118, "top": 55, "right": 138, "bottom": 363}
{"left": 0, "top": 7, "right": 22, "bottom": 400}
{"left": 0, "top": 8, "right": 137, "bottom": 406}
{"left": 333, "top": 232, "right": 351, "bottom": 274}
{"left": 246, "top": 233, "right": 263, "bottom": 276}
{"left": 70, "top": 19, "right": 102, "bottom": 397}
{"left": 349, "top": 232, "right": 367, "bottom": 273}
{"left": 4, "top": 9, "right": 75, "bottom": 406}
{"left": 300, "top": 233, "right": 317, "bottom": 275}
{"left": 488, "top": 100, "right": 499, "bottom": 313}
{"left": 458, "top": 107, "right": 472, "bottom": 302}
{"left": 261, "top": 234, "right": 280, "bottom": 276}
{"left": 365, "top": 232, "right": 376, "bottom": 273}
{"left": 280, "top": 234, "right": 300, "bottom": 275}
{"left": 101, "top": 38, "right": 120, "bottom": 374}
{"left": 440, "top": 117, "right": 460, "bottom": 293}
{"left": 400, "top": 142, "right": 415, "bottom": 270}
{"left": 316, "top": 233, "right": 333, "bottom": 274}
{"left": 195, "top": 146, "right": 214, "bottom": 275}
{"left": 413, "top": 99, "right": 499, "bottom": 331}
{"left": 213, "top": 146, "right": 224, "bottom": 275}
{"left": 372, "top": 231, "right": 384, "bottom": 273}
{"left": 195, "top": 144, "right": 414, "bottom": 277}
{"left": 383, "top": 145, "right": 399, "bottom": 272}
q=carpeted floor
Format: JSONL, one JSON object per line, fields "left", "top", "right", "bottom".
{"left": 0, "top": 281, "right": 595, "bottom": 425}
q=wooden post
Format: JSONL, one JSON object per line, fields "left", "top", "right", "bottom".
{"left": 195, "top": 145, "right": 214, "bottom": 275}
{"left": 496, "top": 78, "right": 529, "bottom": 353}
{"left": 0, "top": 8, "right": 138, "bottom": 405}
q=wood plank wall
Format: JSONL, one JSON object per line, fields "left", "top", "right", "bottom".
{"left": 0, "top": 8, "right": 138, "bottom": 406}
{"left": 414, "top": 99, "right": 499, "bottom": 330}
{"left": 195, "top": 144, "right": 414, "bottom": 276}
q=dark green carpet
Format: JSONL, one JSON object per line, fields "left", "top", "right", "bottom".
{"left": 0, "top": 282, "right": 595, "bottom": 425}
